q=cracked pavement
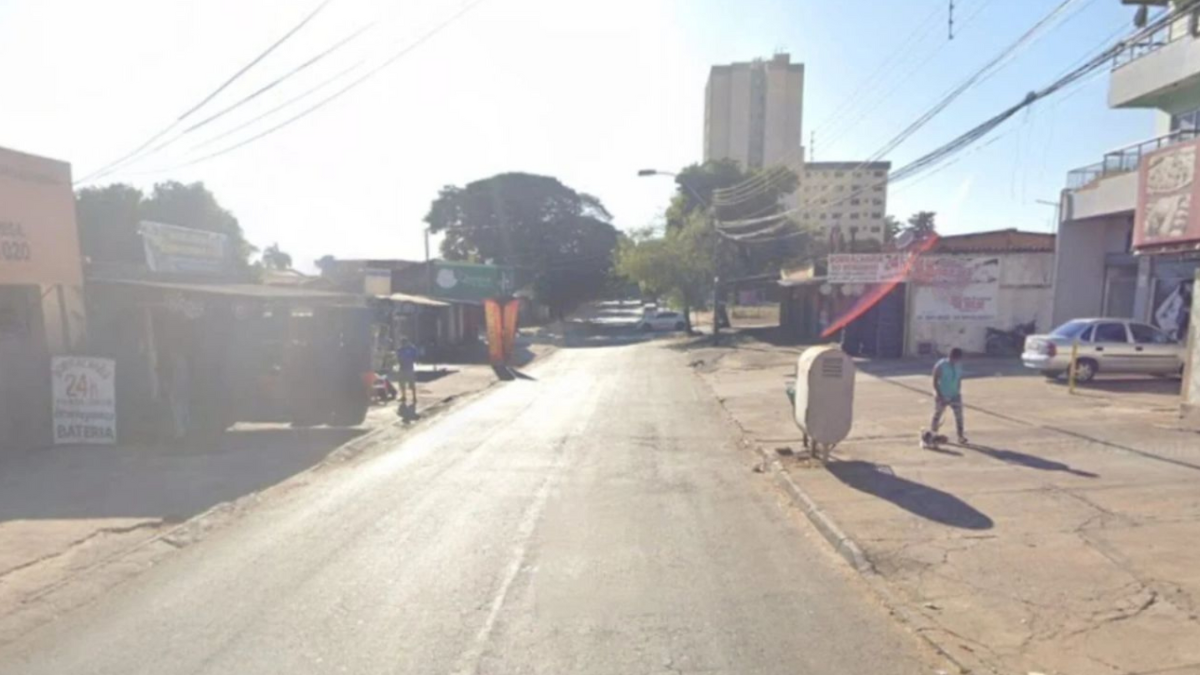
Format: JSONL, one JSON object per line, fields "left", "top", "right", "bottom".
{"left": 691, "top": 338, "right": 1200, "bottom": 675}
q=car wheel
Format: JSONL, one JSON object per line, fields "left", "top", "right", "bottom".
{"left": 1072, "top": 358, "right": 1098, "bottom": 383}
{"left": 674, "top": 321, "right": 686, "bottom": 331}
{"left": 1040, "top": 370, "right": 1061, "bottom": 380}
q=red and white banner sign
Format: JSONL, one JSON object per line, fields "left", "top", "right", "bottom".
{"left": 1136, "top": 138, "right": 1200, "bottom": 251}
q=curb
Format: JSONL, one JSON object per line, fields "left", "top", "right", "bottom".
{"left": 751, "top": 446, "right": 871, "bottom": 573}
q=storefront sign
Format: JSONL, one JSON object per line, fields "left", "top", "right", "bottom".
{"left": 912, "top": 256, "right": 1000, "bottom": 322}
{"left": 140, "top": 221, "right": 229, "bottom": 275}
{"left": 0, "top": 146, "right": 84, "bottom": 286}
{"left": 432, "top": 261, "right": 516, "bottom": 301}
{"left": 1136, "top": 138, "right": 1200, "bottom": 250}
{"left": 51, "top": 356, "right": 116, "bottom": 445}
{"left": 827, "top": 253, "right": 909, "bottom": 284}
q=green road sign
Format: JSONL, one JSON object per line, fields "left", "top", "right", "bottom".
{"left": 431, "top": 261, "right": 516, "bottom": 301}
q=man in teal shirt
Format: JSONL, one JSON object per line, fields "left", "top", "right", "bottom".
{"left": 929, "top": 347, "right": 967, "bottom": 445}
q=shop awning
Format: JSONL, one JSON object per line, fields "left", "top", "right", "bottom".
{"left": 374, "top": 292, "right": 450, "bottom": 308}
{"left": 91, "top": 278, "right": 360, "bottom": 302}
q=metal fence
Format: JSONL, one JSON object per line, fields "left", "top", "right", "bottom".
{"left": 1066, "top": 129, "right": 1199, "bottom": 189}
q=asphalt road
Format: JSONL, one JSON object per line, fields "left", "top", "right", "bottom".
{"left": 0, "top": 342, "right": 936, "bottom": 674}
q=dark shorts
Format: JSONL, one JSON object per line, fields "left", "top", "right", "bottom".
{"left": 398, "top": 369, "right": 416, "bottom": 384}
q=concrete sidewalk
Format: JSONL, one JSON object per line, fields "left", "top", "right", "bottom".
{"left": 0, "top": 345, "right": 552, "bottom": 644}
{"left": 689, "top": 338, "right": 1200, "bottom": 675}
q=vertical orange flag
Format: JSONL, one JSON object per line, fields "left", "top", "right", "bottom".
{"left": 501, "top": 299, "right": 520, "bottom": 362}
{"left": 484, "top": 298, "right": 505, "bottom": 365}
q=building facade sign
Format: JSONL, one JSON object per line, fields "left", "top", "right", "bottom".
{"left": 432, "top": 261, "right": 516, "bottom": 301}
{"left": 140, "top": 221, "right": 229, "bottom": 275}
{"left": 51, "top": 356, "right": 117, "bottom": 445}
{"left": 0, "top": 147, "right": 84, "bottom": 286}
{"left": 1136, "top": 138, "right": 1200, "bottom": 251}
{"left": 911, "top": 256, "right": 1001, "bottom": 322}
{"left": 827, "top": 253, "right": 909, "bottom": 284}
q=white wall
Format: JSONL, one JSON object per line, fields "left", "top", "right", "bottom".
{"left": 1183, "top": 269, "right": 1200, "bottom": 425}
{"left": 1052, "top": 216, "right": 1132, "bottom": 325}
{"left": 908, "top": 252, "right": 1055, "bottom": 356}
{"left": 1109, "top": 25, "right": 1200, "bottom": 108}
{"left": 1069, "top": 171, "right": 1137, "bottom": 221}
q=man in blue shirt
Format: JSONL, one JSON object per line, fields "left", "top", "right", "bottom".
{"left": 928, "top": 347, "right": 967, "bottom": 446}
{"left": 396, "top": 338, "right": 419, "bottom": 409}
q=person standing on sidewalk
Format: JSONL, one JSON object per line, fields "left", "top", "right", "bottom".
{"left": 928, "top": 347, "right": 968, "bottom": 446}
{"left": 396, "top": 338, "right": 419, "bottom": 411}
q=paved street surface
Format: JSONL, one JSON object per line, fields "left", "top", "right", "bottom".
{"left": 691, "top": 336, "right": 1200, "bottom": 675}
{"left": 0, "top": 342, "right": 937, "bottom": 675}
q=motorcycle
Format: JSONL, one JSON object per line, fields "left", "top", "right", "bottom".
{"left": 985, "top": 320, "right": 1036, "bottom": 356}
{"left": 371, "top": 370, "right": 398, "bottom": 404}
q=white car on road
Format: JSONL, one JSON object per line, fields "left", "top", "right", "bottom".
{"left": 1021, "top": 318, "right": 1184, "bottom": 382}
{"left": 638, "top": 310, "right": 688, "bottom": 332}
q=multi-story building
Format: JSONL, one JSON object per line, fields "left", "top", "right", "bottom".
{"left": 1054, "top": 2, "right": 1200, "bottom": 336}
{"left": 704, "top": 53, "right": 805, "bottom": 170}
{"left": 797, "top": 161, "right": 892, "bottom": 244}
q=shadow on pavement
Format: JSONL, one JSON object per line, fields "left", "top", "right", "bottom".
{"left": 962, "top": 443, "right": 1099, "bottom": 478}
{"left": 0, "top": 426, "right": 365, "bottom": 522}
{"left": 826, "top": 460, "right": 994, "bottom": 530}
{"left": 416, "top": 369, "right": 457, "bottom": 383}
{"left": 855, "top": 358, "right": 1034, "bottom": 380}
{"left": 1053, "top": 376, "right": 1182, "bottom": 396}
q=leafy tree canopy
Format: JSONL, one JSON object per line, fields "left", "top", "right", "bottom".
{"left": 261, "top": 243, "right": 293, "bottom": 270}
{"left": 425, "top": 172, "right": 619, "bottom": 317}
{"left": 905, "top": 211, "right": 938, "bottom": 241}
{"left": 76, "top": 181, "right": 255, "bottom": 268}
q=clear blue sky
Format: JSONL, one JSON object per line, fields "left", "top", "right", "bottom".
{"left": 0, "top": 0, "right": 1155, "bottom": 270}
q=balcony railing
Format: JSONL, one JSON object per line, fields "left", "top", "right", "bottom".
{"left": 1066, "top": 129, "right": 1199, "bottom": 190}
{"left": 1112, "top": 9, "right": 1199, "bottom": 70}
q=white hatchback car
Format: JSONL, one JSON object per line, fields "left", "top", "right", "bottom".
{"left": 1022, "top": 318, "right": 1184, "bottom": 382}
{"left": 637, "top": 310, "right": 688, "bottom": 332}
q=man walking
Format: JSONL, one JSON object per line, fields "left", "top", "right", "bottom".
{"left": 396, "top": 338, "right": 419, "bottom": 411}
{"left": 926, "top": 347, "right": 968, "bottom": 447}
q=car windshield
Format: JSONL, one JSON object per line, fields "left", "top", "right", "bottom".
{"left": 1050, "top": 320, "right": 1092, "bottom": 338}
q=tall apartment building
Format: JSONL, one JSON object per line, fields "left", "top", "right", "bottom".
{"left": 704, "top": 53, "right": 805, "bottom": 170}
{"left": 1054, "top": 2, "right": 1200, "bottom": 334}
{"left": 797, "top": 162, "right": 892, "bottom": 244}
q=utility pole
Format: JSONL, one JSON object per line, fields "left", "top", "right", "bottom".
{"left": 810, "top": 131, "right": 815, "bottom": 162}
{"left": 948, "top": 0, "right": 955, "bottom": 40}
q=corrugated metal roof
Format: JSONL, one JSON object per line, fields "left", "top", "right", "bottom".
{"left": 93, "top": 278, "right": 358, "bottom": 301}
{"left": 934, "top": 229, "right": 1055, "bottom": 253}
{"left": 374, "top": 292, "right": 450, "bottom": 308}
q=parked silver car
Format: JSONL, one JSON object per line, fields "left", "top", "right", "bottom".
{"left": 1022, "top": 318, "right": 1184, "bottom": 382}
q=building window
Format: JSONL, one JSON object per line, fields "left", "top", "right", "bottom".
{"left": 871, "top": 212, "right": 882, "bottom": 218}
{"left": 850, "top": 198, "right": 860, "bottom": 205}
{"left": 819, "top": 213, "right": 827, "bottom": 220}
{"left": 853, "top": 172, "right": 862, "bottom": 178}
{"left": 873, "top": 186, "right": 883, "bottom": 192}
{"left": 870, "top": 225, "right": 881, "bottom": 233}
{"left": 873, "top": 170, "right": 886, "bottom": 177}
{"left": 1172, "top": 108, "right": 1200, "bottom": 133}
{"left": 831, "top": 212, "right": 842, "bottom": 219}
{"left": 872, "top": 198, "right": 883, "bottom": 205}
{"left": 834, "top": 171, "right": 844, "bottom": 177}
{"left": 835, "top": 185, "right": 844, "bottom": 192}
{"left": 849, "top": 213, "right": 859, "bottom": 219}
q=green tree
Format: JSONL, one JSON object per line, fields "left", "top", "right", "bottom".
{"left": 425, "top": 172, "right": 619, "bottom": 317}
{"left": 76, "top": 184, "right": 144, "bottom": 264}
{"left": 76, "top": 180, "right": 255, "bottom": 268}
{"left": 615, "top": 215, "right": 717, "bottom": 331}
{"left": 261, "top": 243, "right": 293, "bottom": 270}
{"left": 883, "top": 215, "right": 902, "bottom": 244}
{"left": 905, "top": 211, "right": 938, "bottom": 241}
{"left": 662, "top": 160, "right": 805, "bottom": 284}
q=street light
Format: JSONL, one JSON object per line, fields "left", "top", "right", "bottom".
{"left": 637, "top": 168, "right": 722, "bottom": 342}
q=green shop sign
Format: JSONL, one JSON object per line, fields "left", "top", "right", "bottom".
{"left": 431, "top": 261, "right": 516, "bottom": 301}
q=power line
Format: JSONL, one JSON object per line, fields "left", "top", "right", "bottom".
{"left": 74, "top": 0, "right": 336, "bottom": 185}
{"left": 717, "top": 5, "right": 1182, "bottom": 235}
{"left": 132, "top": 0, "right": 490, "bottom": 176}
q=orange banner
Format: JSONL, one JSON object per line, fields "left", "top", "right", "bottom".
{"left": 501, "top": 299, "right": 520, "bottom": 362}
{"left": 484, "top": 298, "right": 505, "bottom": 365}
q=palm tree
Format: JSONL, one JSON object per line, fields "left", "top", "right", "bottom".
{"left": 905, "top": 211, "right": 937, "bottom": 241}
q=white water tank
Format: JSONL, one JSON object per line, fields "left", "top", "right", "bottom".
{"left": 792, "top": 345, "right": 855, "bottom": 450}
